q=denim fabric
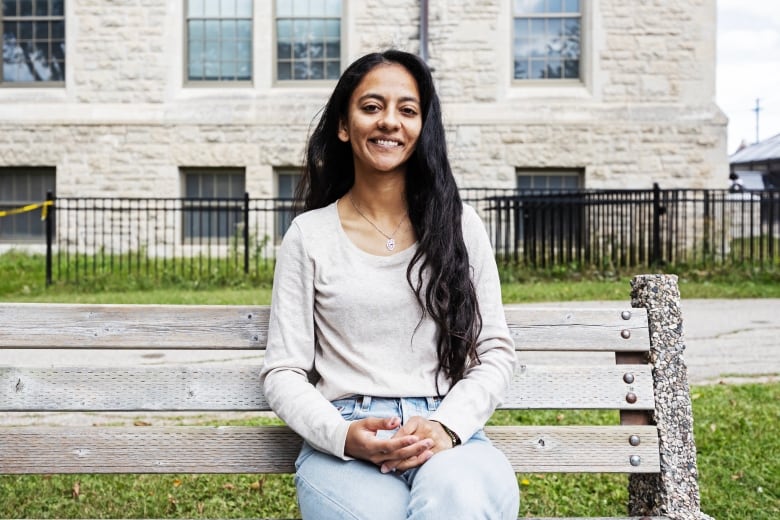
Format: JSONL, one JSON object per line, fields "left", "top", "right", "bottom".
{"left": 294, "top": 396, "right": 519, "bottom": 519}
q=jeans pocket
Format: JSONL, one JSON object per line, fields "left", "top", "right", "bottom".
{"left": 330, "top": 397, "right": 359, "bottom": 421}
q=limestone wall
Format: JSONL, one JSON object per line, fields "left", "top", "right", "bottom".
{"left": 0, "top": 0, "right": 728, "bottom": 206}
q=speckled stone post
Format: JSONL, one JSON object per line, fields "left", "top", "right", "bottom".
{"left": 629, "top": 274, "right": 714, "bottom": 520}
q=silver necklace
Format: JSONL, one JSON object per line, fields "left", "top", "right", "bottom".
{"left": 348, "top": 193, "right": 406, "bottom": 251}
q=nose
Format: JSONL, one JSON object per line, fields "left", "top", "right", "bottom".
{"left": 379, "top": 109, "right": 400, "bottom": 130}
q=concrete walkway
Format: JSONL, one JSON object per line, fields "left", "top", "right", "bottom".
{"left": 511, "top": 299, "right": 780, "bottom": 385}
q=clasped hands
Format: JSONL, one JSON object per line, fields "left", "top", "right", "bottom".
{"left": 344, "top": 416, "right": 453, "bottom": 474}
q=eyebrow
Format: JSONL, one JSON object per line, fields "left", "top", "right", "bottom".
{"left": 358, "top": 93, "right": 420, "bottom": 105}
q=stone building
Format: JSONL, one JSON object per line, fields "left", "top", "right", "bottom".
{"left": 1, "top": 0, "right": 728, "bottom": 248}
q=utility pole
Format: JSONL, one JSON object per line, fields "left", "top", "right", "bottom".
{"left": 753, "top": 98, "right": 761, "bottom": 143}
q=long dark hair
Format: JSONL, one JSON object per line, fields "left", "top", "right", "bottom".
{"left": 296, "top": 50, "right": 482, "bottom": 387}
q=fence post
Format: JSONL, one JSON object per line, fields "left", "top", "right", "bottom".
{"left": 243, "top": 192, "right": 250, "bottom": 274}
{"left": 45, "top": 191, "right": 54, "bottom": 287}
{"left": 652, "top": 183, "right": 663, "bottom": 266}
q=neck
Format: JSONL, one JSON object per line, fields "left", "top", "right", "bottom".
{"left": 349, "top": 175, "right": 407, "bottom": 218}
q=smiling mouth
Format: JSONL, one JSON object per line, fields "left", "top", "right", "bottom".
{"left": 371, "top": 138, "right": 403, "bottom": 148}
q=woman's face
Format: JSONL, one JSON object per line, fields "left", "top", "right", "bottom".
{"left": 338, "top": 62, "right": 422, "bottom": 179}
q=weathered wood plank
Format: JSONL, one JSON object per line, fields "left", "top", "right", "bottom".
{"left": 0, "top": 304, "right": 648, "bottom": 352}
{"left": 504, "top": 306, "right": 649, "bottom": 352}
{"left": 0, "top": 304, "right": 269, "bottom": 349}
{"left": 0, "top": 364, "right": 654, "bottom": 412}
{"left": 0, "top": 425, "right": 660, "bottom": 474}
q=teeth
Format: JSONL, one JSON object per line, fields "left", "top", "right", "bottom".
{"left": 374, "top": 139, "right": 401, "bottom": 147}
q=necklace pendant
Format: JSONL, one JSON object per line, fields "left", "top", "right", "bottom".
{"left": 386, "top": 238, "right": 396, "bottom": 251}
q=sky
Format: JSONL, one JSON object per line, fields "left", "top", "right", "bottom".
{"left": 716, "top": 0, "right": 780, "bottom": 154}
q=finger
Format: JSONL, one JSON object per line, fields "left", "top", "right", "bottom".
{"left": 360, "top": 416, "right": 401, "bottom": 433}
{"left": 379, "top": 439, "right": 434, "bottom": 472}
{"left": 381, "top": 449, "right": 434, "bottom": 474}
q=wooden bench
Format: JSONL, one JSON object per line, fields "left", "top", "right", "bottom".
{"left": 0, "top": 274, "right": 711, "bottom": 519}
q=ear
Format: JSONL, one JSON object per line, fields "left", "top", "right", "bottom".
{"left": 338, "top": 119, "right": 349, "bottom": 142}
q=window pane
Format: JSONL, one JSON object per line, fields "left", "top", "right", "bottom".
{"left": 325, "top": 19, "right": 340, "bottom": 38}
{"left": 221, "top": 19, "right": 236, "bottom": 39}
{"left": 564, "top": 0, "right": 579, "bottom": 13}
{"left": 326, "top": 60, "right": 340, "bottom": 79}
{"left": 514, "top": 9, "right": 581, "bottom": 81}
{"left": 277, "top": 19, "right": 292, "bottom": 39}
{"left": 278, "top": 41, "right": 292, "bottom": 58}
{"left": 220, "top": 0, "right": 236, "bottom": 17}
{"left": 564, "top": 59, "right": 579, "bottom": 78}
{"left": 325, "top": 0, "right": 341, "bottom": 16}
{"left": 3, "top": 7, "right": 66, "bottom": 83}
{"left": 514, "top": 0, "right": 545, "bottom": 14}
{"left": 278, "top": 61, "right": 292, "bottom": 79}
{"left": 204, "top": 0, "right": 219, "bottom": 17}
{"left": 189, "top": 0, "right": 204, "bottom": 17}
{"left": 236, "top": 0, "right": 252, "bottom": 17}
{"left": 276, "top": 3, "right": 340, "bottom": 81}
{"left": 276, "top": 0, "right": 293, "bottom": 17}
{"left": 4, "top": 1, "right": 19, "bottom": 16}
{"left": 0, "top": 168, "right": 55, "bottom": 241}
{"left": 187, "top": 0, "right": 251, "bottom": 82}
{"left": 292, "top": 0, "right": 308, "bottom": 17}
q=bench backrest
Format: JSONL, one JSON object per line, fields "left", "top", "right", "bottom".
{"left": 0, "top": 274, "right": 706, "bottom": 518}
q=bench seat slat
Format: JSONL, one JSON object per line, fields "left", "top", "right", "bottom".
{"left": 0, "top": 425, "right": 660, "bottom": 475}
{"left": 505, "top": 307, "right": 649, "bottom": 352}
{"left": 0, "top": 304, "right": 648, "bottom": 353}
{"left": 0, "top": 304, "right": 269, "bottom": 349}
{"left": 0, "top": 365, "right": 654, "bottom": 412}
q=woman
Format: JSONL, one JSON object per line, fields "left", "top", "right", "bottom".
{"left": 260, "top": 50, "right": 519, "bottom": 519}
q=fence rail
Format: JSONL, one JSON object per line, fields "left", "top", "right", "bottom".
{"left": 22, "top": 186, "right": 780, "bottom": 285}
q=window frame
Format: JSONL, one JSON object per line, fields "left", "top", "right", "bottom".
{"left": 511, "top": 0, "right": 584, "bottom": 85}
{"left": 0, "top": 167, "right": 56, "bottom": 242}
{"left": 516, "top": 167, "right": 584, "bottom": 191}
{"left": 273, "top": 0, "right": 343, "bottom": 86}
{"left": 0, "top": 0, "right": 66, "bottom": 86}
{"left": 274, "top": 167, "right": 301, "bottom": 243}
{"left": 183, "top": 0, "right": 254, "bottom": 86}
{"left": 180, "top": 167, "right": 246, "bottom": 243}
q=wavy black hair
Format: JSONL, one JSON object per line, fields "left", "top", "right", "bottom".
{"left": 295, "top": 50, "right": 482, "bottom": 387}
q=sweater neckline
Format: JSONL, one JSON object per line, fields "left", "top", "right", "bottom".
{"left": 330, "top": 200, "right": 418, "bottom": 264}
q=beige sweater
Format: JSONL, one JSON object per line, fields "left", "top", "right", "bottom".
{"left": 260, "top": 201, "right": 516, "bottom": 458}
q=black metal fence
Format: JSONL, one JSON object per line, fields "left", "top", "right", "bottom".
{"left": 38, "top": 186, "right": 780, "bottom": 285}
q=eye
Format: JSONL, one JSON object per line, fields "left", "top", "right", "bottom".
{"left": 361, "top": 103, "right": 381, "bottom": 113}
{"left": 400, "top": 105, "right": 419, "bottom": 116}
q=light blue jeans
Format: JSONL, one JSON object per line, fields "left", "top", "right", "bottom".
{"left": 294, "top": 396, "right": 520, "bottom": 519}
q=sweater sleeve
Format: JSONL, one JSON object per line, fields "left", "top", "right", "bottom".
{"left": 259, "top": 222, "right": 352, "bottom": 459}
{"left": 429, "top": 204, "right": 517, "bottom": 442}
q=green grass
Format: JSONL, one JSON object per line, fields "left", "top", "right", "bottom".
{"left": 3, "top": 250, "right": 780, "bottom": 303}
{"left": 1, "top": 384, "right": 776, "bottom": 519}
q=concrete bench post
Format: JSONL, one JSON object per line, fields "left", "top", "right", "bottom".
{"left": 629, "top": 274, "right": 713, "bottom": 520}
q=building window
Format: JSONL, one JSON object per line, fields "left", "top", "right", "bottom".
{"left": 513, "top": 0, "right": 581, "bottom": 81}
{"left": 0, "top": 167, "right": 55, "bottom": 241}
{"left": 517, "top": 168, "right": 583, "bottom": 191}
{"left": 275, "top": 0, "right": 341, "bottom": 81}
{"left": 514, "top": 168, "right": 584, "bottom": 256}
{"left": 186, "top": 0, "right": 252, "bottom": 82}
{"left": 275, "top": 168, "right": 300, "bottom": 241}
{"left": 1, "top": 0, "right": 65, "bottom": 83}
{"left": 182, "top": 168, "right": 245, "bottom": 241}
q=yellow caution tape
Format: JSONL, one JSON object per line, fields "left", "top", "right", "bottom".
{"left": 0, "top": 200, "right": 54, "bottom": 220}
